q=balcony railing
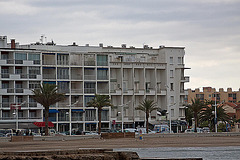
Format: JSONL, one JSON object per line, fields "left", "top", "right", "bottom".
{"left": 84, "top": 75, "right": 96, "bottom": 80}
{"left": 85, "top": 117, "right": 96, "bottom": 121}
{"left": 71, "top": 89, "right": 83, "bottom": 93}
{"left": 58, "top": 117, "right": 69, "bottom": 121}
{"left": 97, "top": 61, "right": 108, "bottom": 66}
{"left": 97, "top": 89, "right": 109, "bottom": 94}
{"left": 84, "top": 61, "right": 95, "bottom": 66}
{"left": 97, "top": 75, "right": 108, "bottom": 80}
{"left": 0, "top": 117, "right": 42, "bottom": 120}
{"left": 43, "top": 74, "right": 56, "bottom": 79}
{"left": 71, "top": 74, "right": 83, "bottom": 80}
{"left": 1, "top": 73, "right": 10, "bottom": 78}
{"left": 71, "top": 116, "right": 83, "bottom": 121}
{"left": 42, "top": 60, "right": 55, "bottom": 65}
{"left": 84, "top": 88, "right": 96, "bottom": 93}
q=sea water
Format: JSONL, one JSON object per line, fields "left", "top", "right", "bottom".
{"left": 115, "top": 146, "right": 240, "bottom": 160}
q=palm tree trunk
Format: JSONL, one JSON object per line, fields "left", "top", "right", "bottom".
{"left": 194, "top": 114, "right": 197, "bottom": 133}
{"left": 45, "top": 106, "right": 49, "bottom": 136}
{"left": 98, "top": 109, "right": 102, "bottom": 134}
{"left": 146, "top": 113, "right": 149, "bottom": 134}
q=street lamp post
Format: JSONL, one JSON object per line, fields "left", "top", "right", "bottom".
{"left": 67, "top": 101, "right": 79, "bottom": 136}
{"left": 12, "top": 101, "right": 26, "bottom": 130}
{"left": 214, "top": 93, "right": 217, "bottom": 133}
{"left": 119, "top": 101, "right": 131, "bottom": 132}
{"left": 168, "top": 103, "right": 176, "bottom": 133}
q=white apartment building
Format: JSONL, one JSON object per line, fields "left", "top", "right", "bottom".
{"left": 0, "top": 36, "right": 190, "bottom": 133}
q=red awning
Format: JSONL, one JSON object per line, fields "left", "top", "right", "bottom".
{"left": 33, "top": 122, "right": 54, "bottom": 127}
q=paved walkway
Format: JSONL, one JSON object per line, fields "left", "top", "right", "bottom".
{"left": 1, "top": 134, "right": 240, "bottom": 152}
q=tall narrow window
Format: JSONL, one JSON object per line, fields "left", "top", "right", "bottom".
{"left": 170, "top": 57, "right": 173, "bottom": 64}
{"left": 178, "top": 57, "right": 182, "bottom": 64}
{"left": 170, "top": 83, "right": 174, "bottom": 90}
{"left": 170, "top": 70, "right": 174, "bottom": 78}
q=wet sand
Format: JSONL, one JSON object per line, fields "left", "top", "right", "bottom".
{"left": 0, "top": 135, "right": 240, "bottom": 152}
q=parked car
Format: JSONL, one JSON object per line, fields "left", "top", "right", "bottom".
{"left": 203, "top": 127, "right": 210, "bottom": 133}
{"left": 0, "top": 133, "right": 6, "bottom": 137}
{"left": 185, "top": 128, "right": 203, "bottom": 133}
{"left": 124, "top": 128, "right": 137, "bottom": 133}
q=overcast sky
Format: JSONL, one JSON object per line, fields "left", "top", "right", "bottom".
{"left": 1, "top": 0, "right": 240, "bottom": 91}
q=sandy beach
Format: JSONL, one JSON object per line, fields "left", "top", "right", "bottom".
{"left": 0, "top": 135, "right": 240, "bottom": 152}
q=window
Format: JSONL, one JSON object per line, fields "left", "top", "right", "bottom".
{"left": 170, "top": 57, "right": 173, "bottom": 64}
{"left": 29, "top": 67, "right": 40, "bottom": 75}
{"left": 97, "top": 69, "right": 108, "bottom": 80}
{"left": 57, "top": 54, "right": 69, "bottom": 65}
{"left": 170, "top": 70, "right": 174, "bottom": 78}
{"left": 29, "top": 111, "right": 36, "bottom": 118}
{"left": 15, "top": 67, "right": 22, "bottom": 74}
{"left": 209, "top": 94, "right": 211, "bottom": 98}
{"left": 97, "top": 55, "right": 108, "bottom": 66}
{"left": 85, "top": 109, "right": 96, "bottom": 121}
{"left": 85, "top": 96, "right": 95, "bottom": 106}
{"left": 29, "top": 81, "right": 40, "bottom": 89}
{"left": 58, "top": 82, "right": 69, "bottom": 93}
{"left": 29, "top": 53, "right": 40, "bottom": 64}
{"left": 2, "top": 81, "right": 9, "bottom": 89}
{"left": 170, "top": 96, "right": 174, "bottom": 104}
{"left": 101, "top": 110, "right": 109, "bottom": 121}
{"left": 15, "top": 53, "right": 27, "bottom": 60}
{"left": 171, "top": 109, "right": 174, "bottom": 117}
{"left": 196, "top": 94, "right": 204, "bottom": 101}
{"left": 84, "top": 82, "right": 96, "bottom": 93}
{"left": 170, "top": 83, "right": 174, "bottom": 90}
{"left": 178, "top": 57, "right": 181, "bottom": 64}
{"left": 1, "top": 52, "right": 8, "bottom": 59}
{"left": 28, "top": 53, "right": 40, "bottom": 60}
{"left": 57, "top": 68, "right": 69, "bottom": 79}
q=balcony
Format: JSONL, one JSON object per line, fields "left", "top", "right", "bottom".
{"left": 134, "top": 89, "right": 145, "bottom": 95}
{"left": 181, "top": 76, "right": 190, "bottom": 82}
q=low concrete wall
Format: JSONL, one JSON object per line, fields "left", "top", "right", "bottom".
{"left": 10, "top": 136, "right": 33, "bottom": 142}
{"left": 101, "top": 132, "right": 135, "bottom": 139}
{"left": 0, "top": 149, "right": 140, "bottom": 160}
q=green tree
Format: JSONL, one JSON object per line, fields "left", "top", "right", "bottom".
{"left": 87, "top": 94, "right": 112, "bottom": 134}
{"left": 32, "top": 83, "right": 65, "bottom": 136}
{"left": 201, "top": 101, "right": 230, "bottom": 132}
{"left": 135, "top": 99, "right": 158, "bottom": 133}
{"left": 188, "top": 98, "right": 204, "bottom": 132}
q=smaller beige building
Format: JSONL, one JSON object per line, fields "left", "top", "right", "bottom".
{"left": 187, "top": 87, "right": 240, "bottom": 104}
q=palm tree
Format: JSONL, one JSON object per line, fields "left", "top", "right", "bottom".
{"left": 32, "top": 83, "right": 65, "bottom": 136}
{"left": 201, "top": 101, "right": 230, "bottom": 132}
{"left": 188, "top": 98, "right": 204, "bottom": 132}
{"left": 87, "top": 94, "right": 112, "bottom": 134}
{"left": 135, "top": 99, "right": 158, "bottom": 133}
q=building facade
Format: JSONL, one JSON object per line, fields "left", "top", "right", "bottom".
{"left": 187, "top": 87, "right": 240, "bottom": 104}
{"left": 0, "top": 36, "right": 190, "bottom": 133}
